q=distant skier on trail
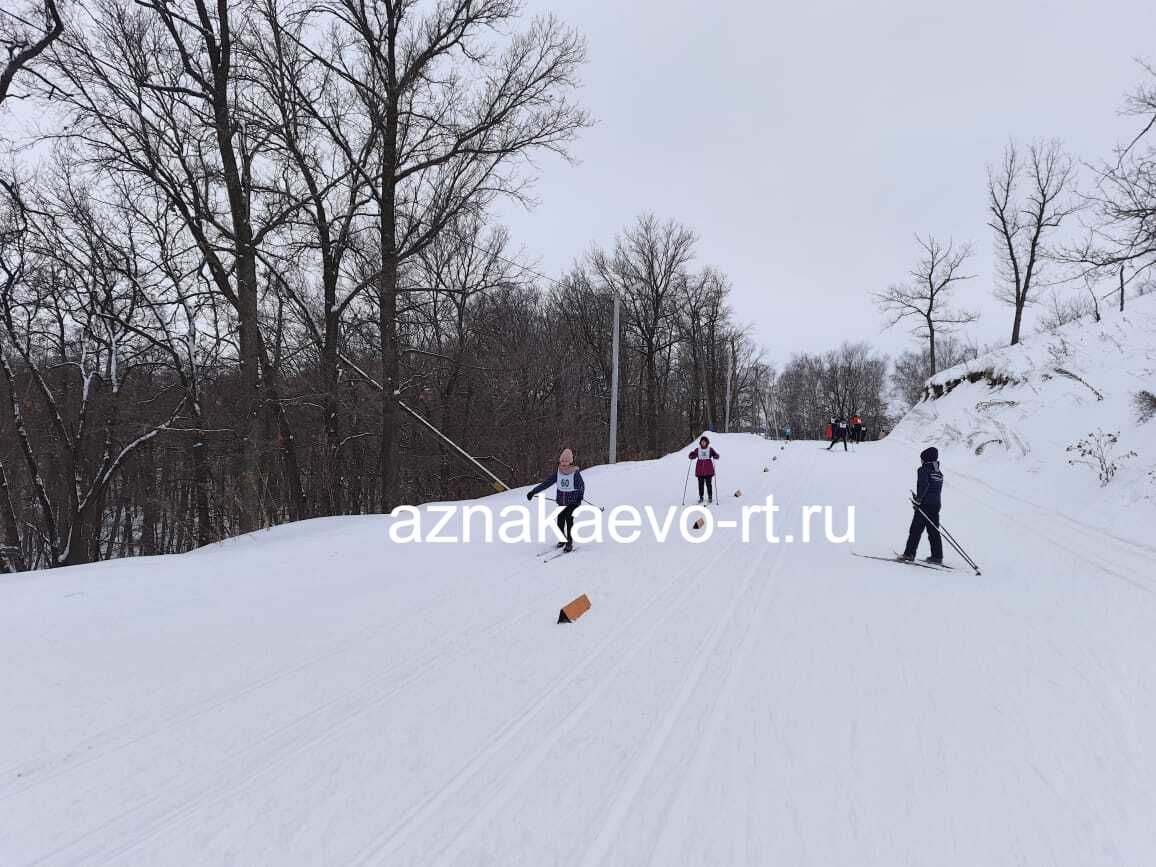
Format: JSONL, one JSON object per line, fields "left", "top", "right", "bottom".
{"left": 826, "top": 416, "right": 849, "bottom": 451}
{"left": 527, "top": 447, "right": 585, "bottom": 552}
{"left": 850, "top": 413, "right": 864, "bottom": 443}
{"left": 898, "top": 446, "right": 944, "bottom": 564}
{"left": 688, "top": 436, "right": 719, "bottom": 504}
{"left": 783, "top": 425, "right": 792, "bottom": 443}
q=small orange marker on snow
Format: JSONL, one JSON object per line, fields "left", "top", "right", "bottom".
{"left": 558, "top": 594, "right": 591, "bottom": 624}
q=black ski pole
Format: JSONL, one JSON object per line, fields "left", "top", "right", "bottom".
{"left": 531, "top": 492, "right": 605, "bottom": 513}
{"left": 681, "top": 462, "right": 692, "bottom": 506}
{"left": 937, "top": 522, "right": 980, "bottom": 573}
{"left": 910, "top": 495, "right": 981, "bottom": 575}
{"left": 928, "top": 512, "right": 979, "bottom": 573}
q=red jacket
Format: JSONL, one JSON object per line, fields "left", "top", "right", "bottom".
{"left": 688, "top": 446, "right": 719, "bottom": 477}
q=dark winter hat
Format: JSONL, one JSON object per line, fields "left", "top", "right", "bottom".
{"left": 920, "top": 446, "right": 939, "bottom": 462}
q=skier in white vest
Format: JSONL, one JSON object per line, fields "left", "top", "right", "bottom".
{"left": 527, "top": 447, "right": 586, "bottom": 552}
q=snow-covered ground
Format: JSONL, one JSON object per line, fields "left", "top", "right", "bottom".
{"left": 4, "top": 311, "right": 1156, "bottom": 864}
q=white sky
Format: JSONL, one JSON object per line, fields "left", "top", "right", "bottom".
{"left": 496, "top": 0, "right": 1156, "bottom": 365}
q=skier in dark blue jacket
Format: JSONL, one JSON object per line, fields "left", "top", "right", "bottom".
{"left": 898, "top": 446, "right": 944, "bottom": 564}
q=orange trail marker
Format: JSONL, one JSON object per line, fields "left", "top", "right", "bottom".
{"left": 558, "top": 594, "right": 591, "bottom": 624}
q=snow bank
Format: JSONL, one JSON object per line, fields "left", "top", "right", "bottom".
{"left": 890, "top": 294, "right": 1156, "bottom": 543}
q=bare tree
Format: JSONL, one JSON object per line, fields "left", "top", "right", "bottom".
{"left": 246, "top": 1, "right": 379, "bottom": 517}
{"left": 891, "top": 336, "right": 977, "bottom": 407}
{"left": 290, "top": 0, "right": 590, "bottom": 510}
{"left": 45, "top": 1, "right": 316, "bottom": 531}
{"left": 1063, "top": 65, "right": 1156, "bottom": 313}
{"left": 988, "top": 139, "right": 1077, "bottom": 345}
{"left": 0, "top": 0, "right": 63, "bottom": 108}
{"left": 676, "top": 267, "right": 727, "bottom": 435}
{"left": 593, "top": 215, "right": 696, "bottom": 456}
{"left": 774, "top": 345, "right": 891, "bottom": 440}
{"left": 875, "top": 235, "right": 976, "bottom": 375}
{"left": 1, "top": 172, "right": 190, "bottom": 566}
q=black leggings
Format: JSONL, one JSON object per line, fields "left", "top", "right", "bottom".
{"left": 557, "top": 503, "right": 578, "bottom": 541}
{"left": 904, "top": 506, "right": 943, "bottom": 560}
{"left": 697, "top": 476, "right": 714, "bottom": 500}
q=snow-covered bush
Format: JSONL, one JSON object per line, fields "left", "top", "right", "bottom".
{"left": 1066, "top": 430, "right": 1137, "bottom": 486}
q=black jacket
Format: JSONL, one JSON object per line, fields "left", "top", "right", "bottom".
{"left": 915, "top": 460, "right": 943, "bottom": 509}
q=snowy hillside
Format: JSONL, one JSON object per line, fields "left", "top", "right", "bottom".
{"left": 3, "top": 430, "right": 1156, "bottom": 865}
{"left": 892, "top": 293, "right": 1156, "bottom": 543}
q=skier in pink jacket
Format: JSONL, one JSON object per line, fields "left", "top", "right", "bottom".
{"left": 687, "top": 436, "right": 720, "bottom": 504}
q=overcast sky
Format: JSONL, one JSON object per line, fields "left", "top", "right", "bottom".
{"left": 495, "top": 0, "right": 1156, "bottom": 366}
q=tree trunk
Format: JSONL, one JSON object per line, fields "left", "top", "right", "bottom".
{"left": 64, "top": 487, "right": 107, "bottom": 567}
{"left": 1010, "top": 300, "right": 1024, "bottom": 346}
{"left": 320, "top": 310, "right": 342, "bottom": 516}
{"left": 140, "top": 442, "right": 158, "bottom": 556}
{"left": 645, "top": 349, "right": 659, "bottom": 456}
{"left": 927, "top": 320, "right": 938, "bottom": 375}
{"left": 0, "top": 459, "right": 26, "bottom": 573}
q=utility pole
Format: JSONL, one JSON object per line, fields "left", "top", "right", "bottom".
{"left": 609, "top": 292, "right": 621, "bottom": 463}
{"left": 723, "top": 340, "right": 734, "bottom": 433}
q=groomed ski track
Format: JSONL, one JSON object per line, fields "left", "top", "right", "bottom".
{"left": 2, "top": 434, "right": 1155, "bottom": 865}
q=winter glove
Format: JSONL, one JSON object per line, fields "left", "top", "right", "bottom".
{"left": 526, "top": 492, "right": 533, "bottom": 501}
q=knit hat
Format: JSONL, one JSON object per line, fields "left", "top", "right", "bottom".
{"left": 920, "top": 446, "right": 938, "bottom": 462}
{"left": 559, "top": 447, "right": 574, "bottom": 466}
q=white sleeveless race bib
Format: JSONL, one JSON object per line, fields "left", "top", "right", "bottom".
{"left": 697, "top": 448, "right": 712, "bottom": 460}
{"left": 556, "top": 472, "right": 575, "bottom": 492}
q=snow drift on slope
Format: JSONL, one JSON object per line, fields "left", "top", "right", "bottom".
{"left": 890, "top": 293, "right": 1156, "bottom": 543}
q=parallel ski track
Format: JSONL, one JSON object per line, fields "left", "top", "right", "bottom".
{"left": 22, "top": 538, "right": 646, "bottom": 865}
{"left": 2, "top": 563, "right": 495, "bottom": 793}
{"left": 567, "top": 449, "right": 815, "bottom": 867}
{"left": 28, "top": 483, "right": 773, "bottom": 866}
{"left": 950, "top": 471, "right": 1155, "bottom": 595}
{"left": 348, "top": 452, "right": 796, "bottom": 867}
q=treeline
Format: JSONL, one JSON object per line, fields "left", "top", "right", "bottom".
{"left": 773, "top": 344, "right": 890, "bottom": 441}
{"left": 0, "top": 189, "right": 787, "bottom": 570}
{"left": 1, "top": 1, "right": 815, "bottom": 570}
